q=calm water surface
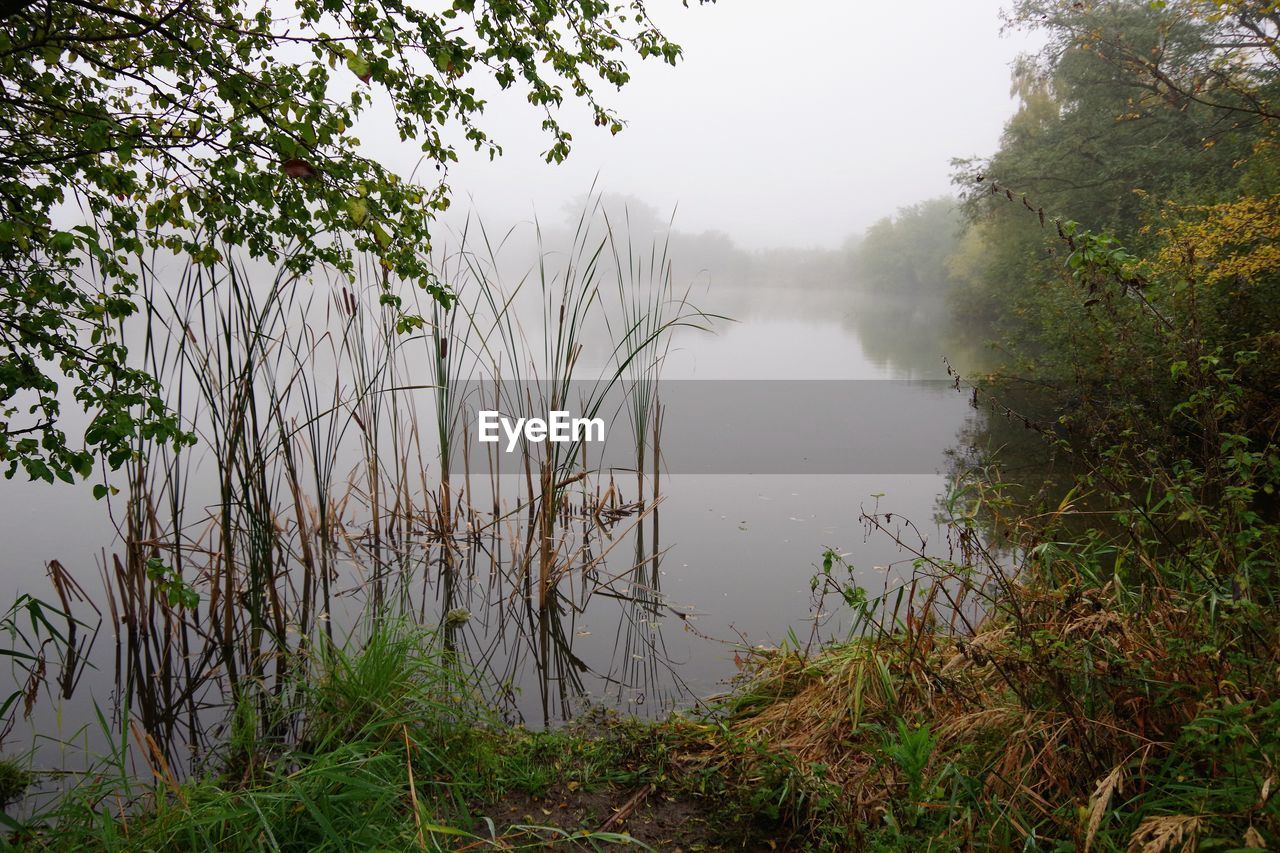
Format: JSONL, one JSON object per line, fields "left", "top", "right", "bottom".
{"left": 0, "top": 279, "right": 983, "bottom": 780}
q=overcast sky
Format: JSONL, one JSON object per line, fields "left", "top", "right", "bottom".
{"left": 367, "top": 1, "right": 1042, "bottom": 249}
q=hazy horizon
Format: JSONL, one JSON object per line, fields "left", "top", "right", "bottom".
{"left": 358, "top": 0, "right": 1042, "bottom": 250}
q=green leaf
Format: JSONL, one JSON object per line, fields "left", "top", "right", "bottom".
{"left": 346, "top": 198, "right": 369, "bottom": 226}
{"left": 49, "top": 232, "right": 76, "bottom": 253}
{"left": 345, "top": 53, "right": 371, "bottom": 80}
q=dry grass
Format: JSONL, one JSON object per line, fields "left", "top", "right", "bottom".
{"left": 685, "top": 477, "right": 1280, "bottom": 848}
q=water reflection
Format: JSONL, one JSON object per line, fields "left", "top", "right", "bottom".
{"left": 0, "top": 213, "right": 998, "bottom": 798}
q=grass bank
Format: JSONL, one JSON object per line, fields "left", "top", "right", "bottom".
{"left": 13, "top": 510, "right": 1277, "bottom": 852}
{"left": 7, "top": 269, "right": 1280, "bottom": 851}
{"left": 0, "top": 618, "right": 777, "bottom": 850}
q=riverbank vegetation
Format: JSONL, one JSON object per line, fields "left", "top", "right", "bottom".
{"left": 704, "top": 1, "right": 1280, "bottom": 847}
{"left": 7, "top": 621, "right": 744, "bottom": 849}
{"left": 3, "top": 0, "right": 1280, "bottom": 850}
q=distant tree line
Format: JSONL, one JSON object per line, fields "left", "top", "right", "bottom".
{"left": 846, "top": 0, "right": 1279, "bottom": 441}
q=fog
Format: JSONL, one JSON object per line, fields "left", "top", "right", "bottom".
{"left": 359, "top": 0, "right": 1042, "bottom": 249}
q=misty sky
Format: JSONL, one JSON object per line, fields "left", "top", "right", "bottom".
{"left": 364, "top": 1, "right": 1042, "bottom": 249}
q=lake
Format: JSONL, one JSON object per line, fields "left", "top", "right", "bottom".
{"left": 0, "top": 237, "right": 989, "bottom": 782}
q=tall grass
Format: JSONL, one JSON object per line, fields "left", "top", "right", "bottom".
{"left": 685, "top": 211, "right": 1280, "bottom": 849}
{"left": 1, "top": 199, "right": 713, "bottom": 836}
{"left": 19, "top": 619, "right": 651, "bottom": 850}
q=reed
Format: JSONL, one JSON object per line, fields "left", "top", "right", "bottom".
{"left": 19, "top": 619, "right": 655, "bottom": 850}
{"left": 2, "top": 199, "right": 710, "bottom": 813}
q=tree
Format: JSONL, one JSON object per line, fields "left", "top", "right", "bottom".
{"left": 849, "top": 197, "right": 962, "bottom": 302}
{"left": 963, "top": 1, "right": 1262, "bottom": 236}
{"left": 947, "top": 0, "right": 1279, "bottom": 375}
{"left": 1029, "top": 0, "right": 1280, "bottom": 125}
{"left": 844, "top": 197, "right": 972, "bottom": 373}
{"left": 0, "top": 0, "right": 705, "bottom": 484}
